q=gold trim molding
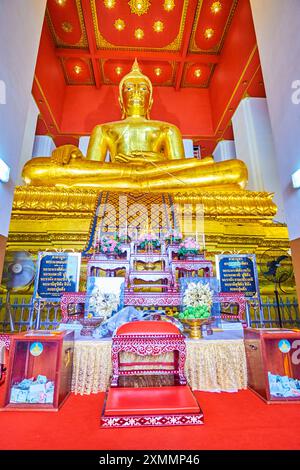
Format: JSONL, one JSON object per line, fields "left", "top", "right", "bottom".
{"left": 12, "top": 187, "right": 277, "bottom": 220}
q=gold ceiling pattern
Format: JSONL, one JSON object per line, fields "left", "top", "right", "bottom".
{"left": 45, "top": 0, "right": 241, "bottom": 88}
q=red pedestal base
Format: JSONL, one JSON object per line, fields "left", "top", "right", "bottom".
{"left": 101, "top": 385, "right": 204, "bottom": 428}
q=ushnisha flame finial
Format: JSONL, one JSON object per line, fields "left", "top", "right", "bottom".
{"left": 132, "top": 58, "right": 141, "bottom": 73}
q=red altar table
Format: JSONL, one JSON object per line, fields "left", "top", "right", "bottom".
{"left": 171, "top": 259, "right": 214, "bottom": 284}
{"left": 128, "top": 270, "right": 174, "bottom": 292}
{"left": 60, "top": 292, "right": 86, "bottom": 322}
{"left": 101, "top": 320, "right": 204, "bottom": 428}
{"left": 87, "top": 255, "right": 129, "bottom": 281}
{"left": 110, "top": 321, "right": 187, "bottom": 387}
{"left": 101, "top": 385, "right": 204, "bottom": 428}
{"left": 61, "top": 291, "right": 247, "bottom": 322}
{"left": 129, "top": 251, "right": 170, "bottom": 271}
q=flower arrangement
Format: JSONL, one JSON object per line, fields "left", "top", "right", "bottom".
{"left": 88, "top": 289, "right": 119, "bottom": 320}
{"left": 118, "top": 232, "right": 131, "bottom": 243}
{"left": 177, "top": 237, "right": 200, "bottom": 258}
{"left": 97, "top": 235, "right": 122, "bottom": 255}
{"left": 179, "top": 282, "right": 213, "bottom": 320}
{"left": 137, "top": 233, "right": 160, "bottom": 250}
{"left": 164, "top": 229, "right": 183, "bottom": 244}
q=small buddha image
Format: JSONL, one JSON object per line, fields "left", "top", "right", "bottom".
{"left": 22, "top": 60, "right": 247, "bottom": 192}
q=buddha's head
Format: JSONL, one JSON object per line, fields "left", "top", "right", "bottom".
{"left": 119, "top": 59, "right": 153, "bottom": 119}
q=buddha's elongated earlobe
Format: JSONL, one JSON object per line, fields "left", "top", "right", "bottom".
{"left": 119, "top": 97, "right": 126, "bottom": 119}
{"left": 146, "top": 98, "right": 153, "bottom": 119}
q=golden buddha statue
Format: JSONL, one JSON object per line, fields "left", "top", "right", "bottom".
{"left": 22, "top": 60, "right": 247, "bottom": 192}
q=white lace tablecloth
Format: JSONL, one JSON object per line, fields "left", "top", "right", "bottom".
{"left": 72, "top": 338, "right": 247, "bottom": 395}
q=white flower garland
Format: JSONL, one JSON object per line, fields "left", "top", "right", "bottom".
{"left": 89, "top": 289, "right": 119, "bottom": 320}
{"left": 183, "top": 282, "right": 213, "bottom": 308}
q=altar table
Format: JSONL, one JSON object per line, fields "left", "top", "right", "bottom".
{"left": 72, "top": 338, "right": 247, "bottom": 395}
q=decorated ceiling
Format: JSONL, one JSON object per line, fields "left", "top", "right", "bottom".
{"left": 46, "top": 0, "right": 238, "bottom": 89}
{"left": 34, "top": 0, "right": 266, "bottom": 155}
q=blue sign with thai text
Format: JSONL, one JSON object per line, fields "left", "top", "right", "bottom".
{"left": 216, "top": 254, "right": 259, "bottom": 298}
{"left": 34, "top": 252, "right": 81, "bottom": 300}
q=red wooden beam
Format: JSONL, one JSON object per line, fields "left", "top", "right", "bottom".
{"left": 55, "top": 48, "right": 220, "bottom": 65}
{"left": 175, "top": 0, "right": 199, "bottom": 91}
{"left": 56, "top": 48, "right": 92, "bottom": 58}
{"left": 81, "top": 0, "right": 101, "bottom": 89}
{"left": 185, "top": 54, "right": 220, "bottom": 64}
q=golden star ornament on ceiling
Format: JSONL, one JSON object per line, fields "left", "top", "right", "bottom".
{"left": 128, "top": 0, "right": 151, "bottom": 16}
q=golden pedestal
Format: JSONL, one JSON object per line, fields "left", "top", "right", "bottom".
{"left": 5, "top": 186, "right": 291, "bottom": 297}
{"left": 183, "top": 318, "right": 213, "bottom": 340}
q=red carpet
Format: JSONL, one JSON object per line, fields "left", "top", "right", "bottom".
{"left": 0, "top": 389, "right": 300, "bottom": 450}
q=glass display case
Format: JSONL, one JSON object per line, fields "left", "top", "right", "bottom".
{"left": 244, "top": 328, "right": 300, "bottom": 403}
{"left": 1, "top": 330, "right": 74, "bottom": 411}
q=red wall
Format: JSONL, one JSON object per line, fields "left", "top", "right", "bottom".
{"left": 60, "top": 85, "right": 213, "bottom": 137}
{"left": 210, "top": 0, "right": 258, "bottom": 129}
{"left": 34, "top": 20, "right": 66, "bottom": 128}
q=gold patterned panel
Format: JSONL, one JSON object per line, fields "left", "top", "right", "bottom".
{"left": 60, "top": 57, "right": 95, "bottom": 85}
{"left": 46, "top": 0, "right": 88, "bottom": 49}
{"left": 91, "top": 0, "right": 189, "bottom": 52}
{"left": 181, "top": 63, "right": 216, "bottom": 88}
{"left": 189, "top": 0, "right": 238, "bottom": 54}
{"left": 95, "top": 192, "right": 177, "bottom": 238}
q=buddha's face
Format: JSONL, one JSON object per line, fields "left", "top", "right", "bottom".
{"left": 121, "top": 77, "right": 151, "bottom": 118}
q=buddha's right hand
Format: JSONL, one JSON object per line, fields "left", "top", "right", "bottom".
{"left": 115, "top": 151, "right": 164, "bottom": 165}
{"left": 51, "top": 145, "right": 84, "bottom": 165}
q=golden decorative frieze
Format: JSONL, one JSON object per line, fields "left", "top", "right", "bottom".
{"left": 12, "top": 186, "right": 99, "bottom": 214}
{"left": 173, "top": 191, "right": 277, "bottom": 219}
{"left": 12, "top": 187, "right": 277, "bottom": 221}
{"left": 7, "top": 233, "right": 87, "bottom": 244}
{"left": 206, "top": 235, "right": 289, "bottom": 247}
